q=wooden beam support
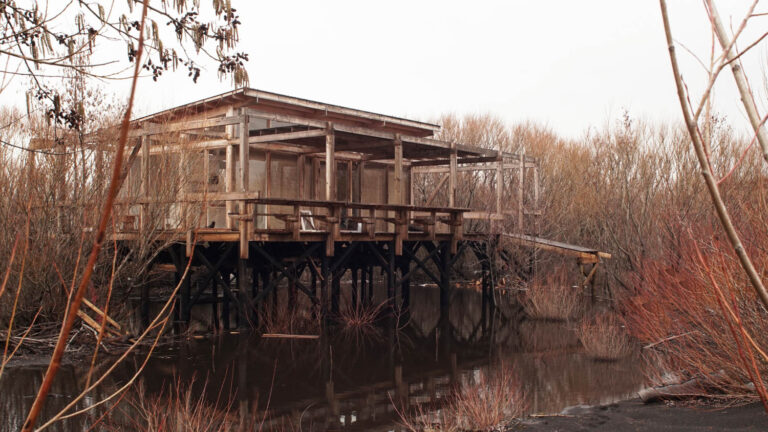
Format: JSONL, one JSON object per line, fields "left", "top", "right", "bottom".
{"left": 225, "top": 107, "right": 236, "bottom": 229}
{"left": 131, "top": 114, "right": 246, "bottom": 137}
{"left": 311, "top": 157, "right": 320, "bottom": 200}
{"left": 496, "top": 154, "right": 504, "bottom": 217}
{"left": 140, "top": 135, "right": 149, "bottom": 232}
{"left": 247, "top": 129, "right": 325, "bottom": 143}
{"left": 239, "top": 114, "right": 250, "bottom": 259}
{"left": 325, "top": 123, "right": 336, "bottom": 201}
{"left": 449, "top": 143, "right": 457, "bottom": 207}
{"left": 297, "top": 154, "right": 306, "bottom": 200}
{"left": 393, "top": 134, "right": 403, "bottom": 205}
{"left": 265, "top": 151, "right": 272, "bottom": 230}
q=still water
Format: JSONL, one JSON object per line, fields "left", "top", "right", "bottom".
{"left": 1, "top": 286, "right": 644, "bottom": 431}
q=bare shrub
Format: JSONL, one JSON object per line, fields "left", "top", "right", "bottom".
{"left": 400, "top": 365, "right": 526, "bottom": 431}
{"left": 523, "top": 271, "right": 583, "bottom": 321}
{"left": 106, "top": 379, "right": 238, "bottom": 432}
{"left": 578, "top": 313, "right": 633, "bottom": 361}
{"left": 338, "top": 296, "right": 387, "bottom": 329}
{"left": 259, "top": 300, "right": 320, "bottom": 336}
{"left": 624, "top": 229, "right": 768, "bottom": 403}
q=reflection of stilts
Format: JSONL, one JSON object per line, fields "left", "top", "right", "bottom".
{"left": 140, "top": 239, "right": 483, "bottom": 337}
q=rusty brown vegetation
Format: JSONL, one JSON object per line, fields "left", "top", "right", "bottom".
{"left": 420, "top": 109, "right": 768, "bottom": 407}
{"left": 400, "top": 364, "right": 526, "bottom": 432}
{"left": 2, "top": 0, "right": 768, "bottom": 426}
{"left": 577, "top": 312, "right": 633, "bottom": 361}
{"left": 522, "top": 270, "right": 583, "bottom": 321}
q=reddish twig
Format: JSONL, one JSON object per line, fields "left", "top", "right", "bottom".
{"left": 22, "top": 1, "right": 149, "bottom": 430}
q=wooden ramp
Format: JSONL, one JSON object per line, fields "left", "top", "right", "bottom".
{"left": 501, "top": 232, "right": 611, "bottom": 264}
{"left": 501, "top": 233, "right": 611, "bottom": 289}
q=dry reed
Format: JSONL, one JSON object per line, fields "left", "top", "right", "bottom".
{"left": 577, "top": 313, "right": 633, "bottom": 361}
{"left": 400, "top": 365, "right": 526, "bottom": 431}
{"left": 523, "top": 271, "right": 583, "bottom": 321}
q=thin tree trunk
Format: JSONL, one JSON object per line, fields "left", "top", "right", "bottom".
{"left": 21, "top": 2, "right": 149, "bottom": 431}
{"left": 707, "top": 0, "right": 768, "bottom": 164}
{"left": 659, "top": 0, "right": 768, "bottom": 311}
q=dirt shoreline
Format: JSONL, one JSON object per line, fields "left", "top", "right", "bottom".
{"left": 518, "top": 399, "right": 767, "bottom": 431}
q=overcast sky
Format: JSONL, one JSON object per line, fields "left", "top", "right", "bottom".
{"left": 11, "top": 1, "right": 768, "bottom": 139}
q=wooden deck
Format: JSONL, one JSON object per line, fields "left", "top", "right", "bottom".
{"left": 99, "top": 88, "right": 614, "bottom": 332}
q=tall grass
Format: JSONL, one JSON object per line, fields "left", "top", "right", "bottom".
{"left": 577, "top": 313, "right": 633, "bottom": 361}
{"left": 523, "top": 271, "right": 583, "bottom": 321}
{"left": 400, "top": 365, "right": 526, "bottom": 431}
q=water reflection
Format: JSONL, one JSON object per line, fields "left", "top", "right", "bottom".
{"left": 1, "top": 286, "right": 644, "bottom": 431}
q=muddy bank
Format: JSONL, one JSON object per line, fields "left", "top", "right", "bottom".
{"left": 520, "top": 399, "right": 768, "bottom": 431}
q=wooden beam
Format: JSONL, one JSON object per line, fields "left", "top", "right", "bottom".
{"left": 239, "top": 114, "right": 250, "bottom": 259}
{"left": 359, "top": 160, "right": 365, "bottom": 203}
{"left": 325, "top": 124, "right": 336, "bottom": 201}
{"left": 131, "top": 115, "right": 245, "bottom": 137}
{"left": 239, "top": 115, "right": 250, "bottom": 192}
{"left": 424, "top": 173, "right": 449, "bottom": 206}
{"left": 247, "top": 129, "right": 326, "bottom": 143}
{"left": 449, "top": 144, "right": 457, "bottom": 207}
{"left": 311, "top": 157, "right": 320, "bottom": 200}
{"left": 140, "top": 135, "right": 149, "bottom": 232}
{"left": 496, "top": 154, "right": 503, "bottom": 215}
{"left": 393, "top": 134, "right": 403, "bottom": 204}
{"left": 347, "top": 160, "right": 353, "bottom": 202}
{"left": 297, "top": 154, "right": 306, "bottom": 200}
{"left": 265, "top": 151, "right": 271, "bottom": 230}
{"left": 225, "top": 107, "right": 236, "bottom": 229}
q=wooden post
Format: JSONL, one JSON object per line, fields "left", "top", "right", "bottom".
{"left": 359, "top": 160, "right": 365, "bottom": 202}
{"left": 439, "top": 242, "right": 452, "bottom": 325}
{"left": 347, "top": 160, "right": 353, "bottom": 202}
{"left": 321, "top": 253, "right": 330, "bottom": 319}
{"left": 449, "top": 143, "right": 457, "bottom": 207}
{"left": 351, "top": 267, "right": 359, "bottom": 309}
{"left": 496, "top": 153, "right": 503, "bottom": 217}
{"left": 297, "top": 154, "right": 306, "bottom": 200}
{"left": 312, "top": 157, "right": 320, "bottom": 200}
{"left": 325, "top": 123, "right": 336, "bottom": 201}
{"left": 518, "top": 146, "right": 525, "bottom": 233}
{"left": 239, "top": 114, "right": 250, "bottom": 259}
{"left": 239, "top": 115, "right": 250, "bottom": 192}
{"left": 331, "top": 269, "right": 341, "bottom": 316}
{"left": 237, "top": 258, "right": 249, "bottom": 329}
{"left": 409, "top": 165, "right": 414, "bottom": 205}
{"left": 387, "top": 242, "right": 396, "bottom": 310}
{"left": 400, "top": 259, "right": 410, "bottom": 311}
{"left": 265, "top": 151, "right": 271, "bottom": 230}
{"left": 393, "top": 134, "right": 403, "bottom": 204}
{"left": 178, "top": 145, "right": 192, "bottom": 256}
{"left": 140, "top": 135, "right": 149, "bottom": 232}
{"left": 225, "top": 107, "right": 236, "bottom": 229}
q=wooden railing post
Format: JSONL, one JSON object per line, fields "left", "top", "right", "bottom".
{"left": 265, "top": 150, "right": 271, "bottom": 230}
{"left": 394, "top": 134, "right": 403, "bottom": 204}
{"left": 449, "top": 142, "right": 457, "bottom": 207}
{"left": 239, "top": 114, "right": 250, "bottom": 259}
{"left": 297, "top": 154, "right": 305, "bottom": 200}
{"left": 140, "top": 135, "right": 149, "bottom": 233}
{"left": 225, "top": 107, "right": 236, "bottom": 229}
{"left": 325, "top": 123, "right": 336, "bottom": 201}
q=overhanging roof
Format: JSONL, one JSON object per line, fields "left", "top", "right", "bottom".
{"left": 134, "top": 87, "right": 441, "bottom": 138}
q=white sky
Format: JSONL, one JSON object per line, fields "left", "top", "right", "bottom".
{"left": 9, "top": 1, "right": 768, "bottom": 139}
